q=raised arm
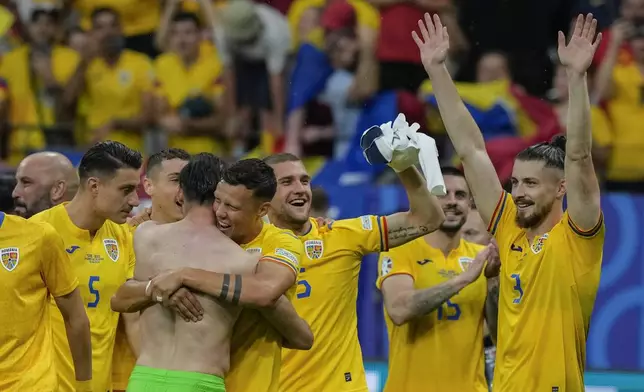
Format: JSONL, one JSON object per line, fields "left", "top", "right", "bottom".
{"left": 385, "top": 166, "right": 445, "bottom": 248}
{"left": 558, "top": 14, "right": 603, "bottom": 230}
{"left": 381, "top": 245, "right": 490, "bottom": 325}
{"left": 260, "top": 296, "right": 313, "bottom": 350}
{"left": 412, "top": 14, "right": 502, "bottom": 226}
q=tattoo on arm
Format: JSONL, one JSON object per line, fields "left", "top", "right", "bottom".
{"left": 409, "top": 280, "right": 464, "bottom": 317}
{"left": 218, "top": 274, "right": 242, "bottom": 305}
{"left": 388, "top": 225, "right": 430, "bottom": 245}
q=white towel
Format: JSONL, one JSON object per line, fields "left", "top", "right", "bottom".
{"left": 361, "top": 113, "right": 446, "bottom": 196}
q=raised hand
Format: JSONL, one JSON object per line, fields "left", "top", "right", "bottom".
{"left": 484, "top": 239, "right": 501, "bottom": 278}
{"left": 558, "top": 13, "right": 602, "bottom": 75}
{"left": 412, "top": 13, "right": 450, "bottom": 71}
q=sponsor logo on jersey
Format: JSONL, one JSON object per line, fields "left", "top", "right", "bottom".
{"left": 531, "top": 233, "right": 549, "bottom": 254}
{"left": 103, "top": 239, "right": 119, "bottom": 262}
{"left": 459, "top": 257, "right": 474, "bottom": 272}
{"left": 275, "top": 248, "right": 299, "bottom": 268}
{"left": 0, "top": 247, "right": 19, "bottom": 271}
{"left": 381, "top": 256, "right": 392, "bottom": 276}
{"left": 360, "top": 215, "right": 373, "bottom": 231}
{"left": 66, "top": 245, "right": 80, "bottom": 254}
{"left": 304, "top": 240, "right": 324, "bottom": 260}
{"left": 417, "top": 258, "right": 432, "bottom": 265}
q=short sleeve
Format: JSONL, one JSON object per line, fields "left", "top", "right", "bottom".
{"left": 487, "top": 191, "right": 519, "bottom": 250}
{"left": 562, "top": 211, "right": 605, "bottom": 275}
{"left": 331, "top": 215, "right": 388, "bottom": 256}
{"left": 39, "top": 223, "right": 79, "bottom": 297}
{"left": 125, "top": 229, "right": 136, "bottom": 280}
{"left": 260, "top": 229, "right": 304, "bottom": 276}
{"left": 375, "top": 245, "right": 415, "bottom": 290}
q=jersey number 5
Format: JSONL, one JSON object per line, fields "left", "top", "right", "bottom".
{"left": 297, "top": 267, "right": 311, "bottom": 299}
{"left": 88, "top": 275, "right": 100, "bottom": 308}
{"left": 511, "top": 273, "right": 523, "bottom": 304}
{"left": 437, "top": 300, "right": 461, "bottom": 320}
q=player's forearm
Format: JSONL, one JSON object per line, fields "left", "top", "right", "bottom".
{"left": 485, "top": 277, "right": 499, "bottom": 344}
{"left": 394, "top": 275, "right": 469, "bottom": 325}
{"left": 395, "top": 167, "right": 444, "bottom": 238}
{"left": 424, "top": 64, "right": 486, "bottom": 158}
{"left": 260, "top": 296, "right": 313, "bottom": 350}
{"left": 63, "top": 312, "right": 92, "bottom": 382}
{"left": 566, "top": 72, "right": 593, "bottom": 160}
{"left": 181, "top": 268, "right": 280, "bottom": 308}
{"left": 111, "top": 279, "right": 155, "bottom": 313}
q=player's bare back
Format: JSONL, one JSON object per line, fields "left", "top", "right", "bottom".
{"left": 134, "top": 220, "right": 258, "bottom": 377}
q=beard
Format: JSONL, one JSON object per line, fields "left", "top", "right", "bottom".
{"left": 515, "top": 201, "right": 553, "bottom": 229}
{"left": 440, "top": 216, "right": 466, "bottom": 234}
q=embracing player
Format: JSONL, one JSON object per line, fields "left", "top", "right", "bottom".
{"left": 259, "top": 151, "right": 445, "bottom": 392}
{"left": 413, "top": 13, "right": 604, "bottom": 390}
{"left": 30, "top": 141, "right": 142, "bottom": 392}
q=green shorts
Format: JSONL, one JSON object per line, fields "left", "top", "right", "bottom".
{"left": 126, "top": 365, "right": 226, "bottom": 392}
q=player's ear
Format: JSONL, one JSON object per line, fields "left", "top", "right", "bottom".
{"left": 258, "top": 201, "right": 271, "bottom": 218}
{"left": 142, "top": 176, "right": 153, "bottom": 197}
{"left": 557, "top": 178, "right": 566, "bottom": 199}
{"left": 50, "top": 180, "right": 66, "bottom": 203}
{"left": 87, "top": 177, "right": 100, "bottom": 197}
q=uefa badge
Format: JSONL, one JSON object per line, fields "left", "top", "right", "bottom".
{"left": 304, "top": 240, "right": 324, "bottom": 260}
{"left": 381, "top": 256, "right": 393, "bottom": 276}
{"left": 103, "top": 239, "right": 120, "bottom": 262}
{"left": 0, "top": 247, "right": 19, "bottom": 272}
{"left": 459, "top": 257, "right": 474, "bottom": 272}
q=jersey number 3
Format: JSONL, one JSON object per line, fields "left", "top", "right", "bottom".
{"left": 511, "top": 273, "right": 524, "bottom": 304}
{"left": 88, "top": 275, "right": 100, "bottom": 308}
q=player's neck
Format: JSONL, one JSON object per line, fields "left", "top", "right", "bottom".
{"left": 150, "top": 205, "right": 175, "bottom": 224}
{"left": 526, "top": 208, "right": 563, "bottom": 242}
{"left": 183, "top": 205, "right": 216, "bottom": 226}
{"left": 424, "top": 229, "right": 461, "bottom": 256}
{"left": 239, "top": 220, "right": 264, "bottom": 245}
{"left": 65, "top": 194, "right": 106, "bottom": 234}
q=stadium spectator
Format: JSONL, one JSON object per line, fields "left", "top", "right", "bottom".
{"left": 0, "top": 171, "right": 16, "bottom": 213}
{"left": 155, "top": 0, "right": 217, "bottom": 54}
{"left": 155, "top": 12, "right": 225, "bottom": 156}
{"left": 216, "top": 0, "right": 291, "bottom": 155}
{"left": 593, "top": 16, "right": 644, "bottom": 191}
{"left": 72, "top": 0, "right": 161, "bottom": 58}
{"left": 0, "top": 5, "right": 79, "bottom": 165}
{"left": 12, "top": 151, "right": 78, "bottom": 218}
{"left": 62, "top": 7, "right": 155, "bottom": 154}
{"left": 593, "top": 0, "right": 644, "bottom": 67}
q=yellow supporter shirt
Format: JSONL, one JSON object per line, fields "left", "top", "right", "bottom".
{"left": 0, "top": 45, "right": 79, "bottom": 165}
{"left": 287, "top": 0, "right": 380, "bottom": 49}
{"left": 154, "top": 43, "right": 225, "bottom": 155}
{"left": 376, "top": 238, "right": 488, "bottom": 392}
{"left": 280, "top": 215, "right": 387, "bottom": 392}
{"left": 30, "top": 204, "right": 136, "bottom": 392}
{"left": 75, "top": 0, "right": 160, "bottom": 37}
{"left": 227, "top": 223, "right": 303, "bottom": 392}
{"left": 606, "top": 63, "right": 644, "bottom": 181}
{"left": 0, "top": 213, "right": 78, "bottom": 392}
{"left": 488, "top": 192, "right": 604, "bottom": 391}
{"left": 84, "top": 50, "right": 154, "bottom": 152}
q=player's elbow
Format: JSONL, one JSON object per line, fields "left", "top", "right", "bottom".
{"left": 290, "top": 326, "right": 314, "bottom": 350}
{"left": 110, "top": 294, "right": 126, "bottom": 313}
{"left": 66, "top": 304, "right": 90, "bottom": 334}
{"left": 387, "top": 306, "right": 412, "bottom": 326}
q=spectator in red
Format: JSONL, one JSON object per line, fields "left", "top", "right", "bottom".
{"left": 594, "top": 0, "right": 644, "bottom": 66}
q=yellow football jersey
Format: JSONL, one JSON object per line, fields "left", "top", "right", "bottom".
{"left": 30, "top": 204, "right": 136, "bottom": 392}
{"left": 280, "top": 215, "right": 387, "bottom": 392}
{"left": 154, "top": 42, "right": 225, "bottom": 155}
{"left": 112, "top": 224, "right": 138, "bottom": 391}
{"left": 376, "top": 237, "right": 488, "bottom": 392}
{"left": 0, "top": 213, "right": 78, "bottom": 392}
{"left": 83, "top": 50, "right": 154, "bottom": 151}
{"left": 488, "top": 192, "right": 604, "bottom": 391}
{"left": 227, "top": 223, "right": 303, "bottom": 392}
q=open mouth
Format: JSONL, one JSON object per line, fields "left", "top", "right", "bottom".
{"left": 219, "top": 222, "right": 231, "bottom": 230}
{"left": 289, "top": 198, "right": 307, "bottom": 207}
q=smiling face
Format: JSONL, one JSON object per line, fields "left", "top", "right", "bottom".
{"left": 268, "top": 160, "right": 312, "bottom": 226}
{"left": 214, "top": 181, "right": 270, "bottom": 244}
{"left": 437, "top": 174, "right": 471, "bottom": 234}
{"left": 510, "top": 159, "right": 565, "bottom": 229}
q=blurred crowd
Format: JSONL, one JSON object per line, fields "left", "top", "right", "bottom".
{"left": 0, "top": 0, "right": 643, "bottom": 192}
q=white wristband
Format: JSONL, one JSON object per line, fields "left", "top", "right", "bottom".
{"left": 145, "top": 280, "right": 152, "bottom": 297}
